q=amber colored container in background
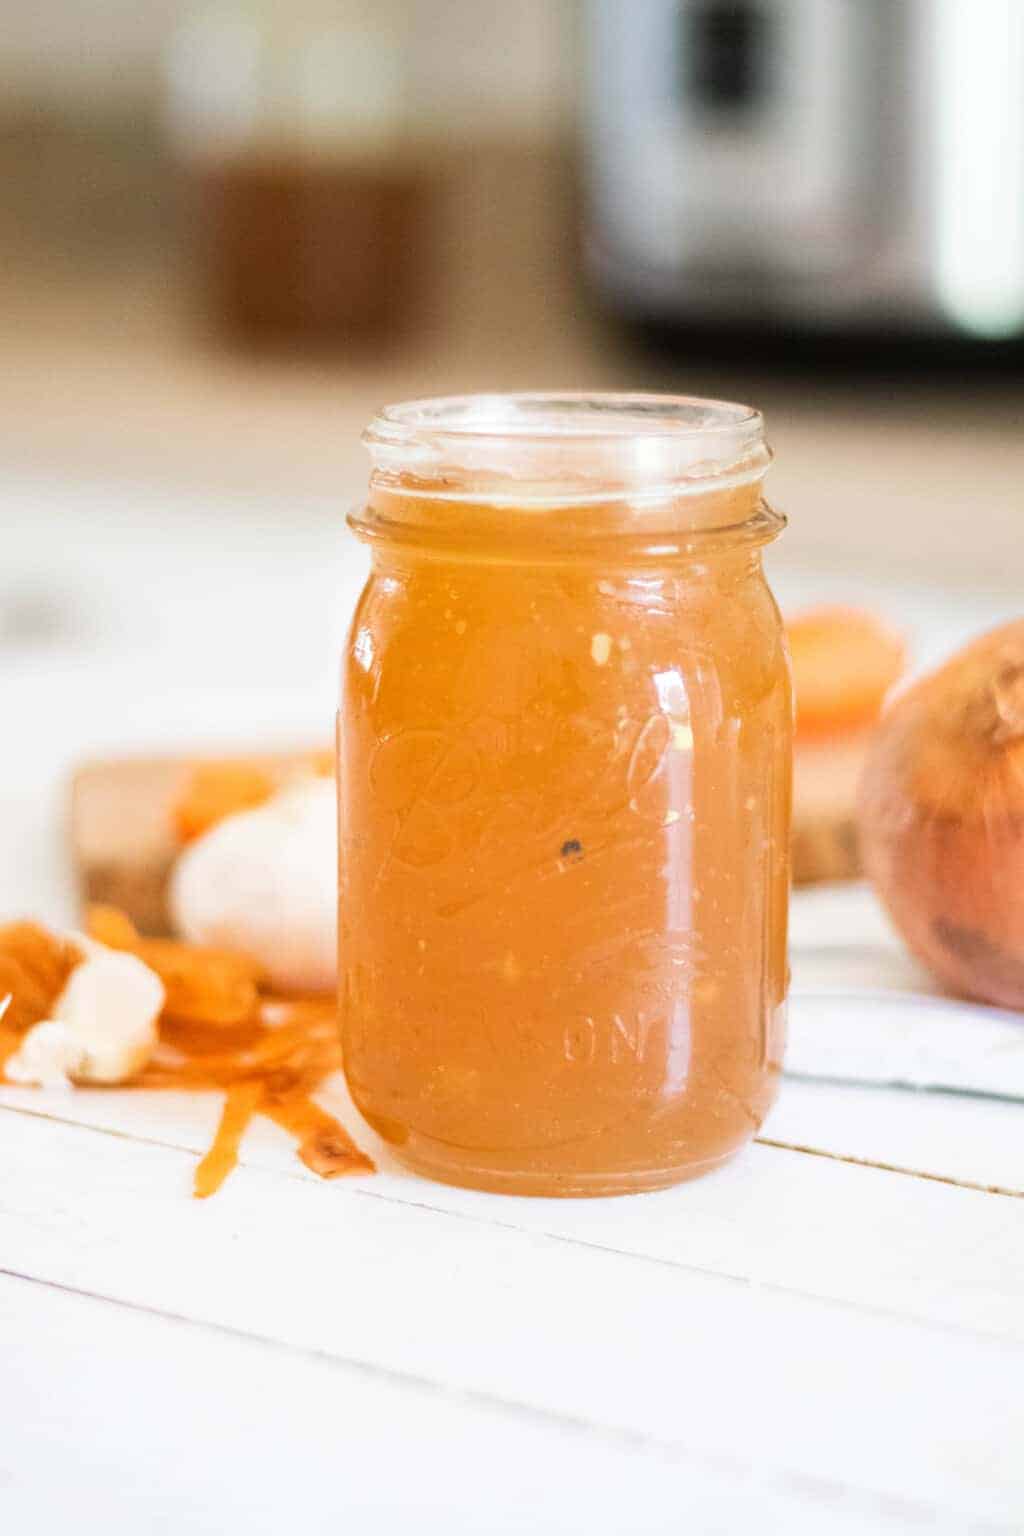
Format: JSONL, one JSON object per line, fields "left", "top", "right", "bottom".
{"left": 341, "top": 394, "right": 792, "bottom": 1196}
{"left": 166, "top": 2, "right": 430, "bottom": 347}
{"left": 195, "top": 155, "right": 428, "bottom": 345}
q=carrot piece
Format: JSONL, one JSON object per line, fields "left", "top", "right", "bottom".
{"left": 0, "top": 914, "right": 364, "bottom": 1195}
{"left": 307, "top": 748, "right": 336, "bottom": 778}
{"left": 140, "top": 939, "right": 261, "bottom": 1026}
{"left": 87, "top": 907, "right": 262, "bottom": 1026}
{"left": 0, "top": 957, "right": 45, "bottom": 1034}
{"left": 262, "top": 1093, "right": 375, "bottom": 1179}
{"left": 174, "top": 761, "right": 277, "bottom": 844}
{"left": 157, "top": 1015, "right": 266, "bottom": 1059}
{"left": 0, "top": 923, "right": 83, "bottom": 1032}
{"left": 193, "top": 1081, "right": 264, "bottom": 1198}
{"left": 86, "top": 904, "right": 140, "bottom": 948}
{"left": 141, "top": 1018, "right": 337, "bottom": 1089}
{"left": 787, "top": 606, "right": 906, "bottom": 740}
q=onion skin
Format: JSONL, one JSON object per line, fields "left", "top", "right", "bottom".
{"left": 858, "top": 619, "right": 1024, "bottom": 1008}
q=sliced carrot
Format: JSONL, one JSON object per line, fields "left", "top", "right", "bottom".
{"left": 787, "top": 606, "right": 906, "bottom": 740}
{"left": 0, "top": 957, "right": 44, "bottom": 1034}
{"left": 87, "top": 906, "right": 262, "bottom": 1026}
{"left": 142, "top": 939, "right": 261, "bottom": 1026}
{"left": 307, "top": 747, "right": 336, "bottom": 778}
{"left": 0, "top": 924, "right": 83, "bottom": 1032}
{"left": 86, "top": 904, "right": 140, "bottom": 949}
{"left": 193, "top": 1081, "right": 264, "bottom": 1198}
{"left": 174, "top": 761, "right": 277, "bottom": 844}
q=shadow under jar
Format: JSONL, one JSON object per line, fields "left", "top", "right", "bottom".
{"left": 340, "top": 394, "right": 792, "bottom": 1196}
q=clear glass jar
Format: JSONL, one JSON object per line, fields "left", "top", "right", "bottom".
{"left": 340, "top": 394, "right": 791, "bottom": 1196}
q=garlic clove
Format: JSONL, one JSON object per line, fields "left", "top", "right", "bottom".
{"left": 4, "top": 1020, "right": 84, "bottom": 1089}
{"left": 54, "top": 946, "right": 164, "bottom": 1084}
{"left": 3, "top": 931, "right": 164, "bottom": 1088}
{"left": 170, "top": 776, "right": 337, "bottom": 995}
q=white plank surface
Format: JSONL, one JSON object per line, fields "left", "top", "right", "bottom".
{"left": 1, "top": 1102, "right": 1022, "bottom": 1531}
{"left": 1, "top": 860, "right": 1021, "bottom": 1532}
{"left": 785, "top": 883, "right": 1024, "bottom": 1193}
{"left": 0, "top": 1271, "right": 982, "bottom": 1536}
{"left": 2, "top": 1081, "right": 1022, "bottom": 1344}
{"left": 767, "top": 1076, "right": 1024, "bottom": 1195}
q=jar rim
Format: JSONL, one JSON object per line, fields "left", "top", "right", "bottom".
{"left": 362, "top": 391, "right": 770, "bottom": 506}
{"left": 365, "top": 391, "right": 764, "bottom": 443}
{"left": 356, "top": 392, "right": 781, "bottom": 559}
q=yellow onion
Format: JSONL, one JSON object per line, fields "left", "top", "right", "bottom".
{"left": 858, "top": 619, "right": 1024, "bottom": 1008}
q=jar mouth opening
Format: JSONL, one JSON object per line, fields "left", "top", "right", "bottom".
{"left": 366, "top": 391, "right": 763, "bottom": 442}
{"left": 363, "top": 391, "right": 770, "bottom": 506}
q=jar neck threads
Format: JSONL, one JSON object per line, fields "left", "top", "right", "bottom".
{"left": 355, "top": 393, "right": 780, "bottom": 556}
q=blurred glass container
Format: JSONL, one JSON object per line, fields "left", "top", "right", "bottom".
{"left": 165, "top": 0, "right": 432, "bottom": 348}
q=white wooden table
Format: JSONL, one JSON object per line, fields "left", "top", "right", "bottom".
{"left": 2, "top": 475, "right": 1022, "bottom": 1533}
{"left": 3, "top": 892, "right": 1022, "bottom": 1535}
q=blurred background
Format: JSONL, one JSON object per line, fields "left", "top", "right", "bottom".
{"left": 2, "top": 0, "right": 1024, "bottom": 915}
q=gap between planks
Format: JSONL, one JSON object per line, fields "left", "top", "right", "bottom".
{"left": 2, "top": 1085, "right": 1019, "bottom": 1202}
{"left": 0, "top": 1260, "right": 667, "bottom": 1458}
{"left": 0, "top": 1095, "right": 1020, "bottom": 1350}
{"left": 0, "top": 1265, "right": 963, "bottom": 1536}
{"left": 756, "top": 1136, "right": 1024, "bottom": 1200}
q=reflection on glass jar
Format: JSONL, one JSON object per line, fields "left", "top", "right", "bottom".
{"left": 340, "top": 393, "right": 792, "bottom": 1196}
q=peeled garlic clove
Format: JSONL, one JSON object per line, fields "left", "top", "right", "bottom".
{"left": 170, "top": 777, "right": 337, "bottom": 995}
{"left": 55, "top": 946, "right": 164, "bottom": 1084}
{"left": 4, "top": 1020, "right": 83, "bottom": 1089}
{"left": 4, "top": 943, "right": 163, "bottom": 1087}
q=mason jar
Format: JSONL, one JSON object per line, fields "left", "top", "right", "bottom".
{"left": 340, "top": 393, "right": 791, "bottom": 1196}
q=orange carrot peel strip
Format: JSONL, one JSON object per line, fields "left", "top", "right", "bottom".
{"left": 262, "top": 1092, "right": 375, "bottom": 1179}
{"left": 0, "top": 923, "right": 83, "bottom": 1033}
{"left": 193, "top": 1081, "right": 265, "bottom": 1199}
{"left": 6, "top": 906, "right": 374, "bottom": 1196}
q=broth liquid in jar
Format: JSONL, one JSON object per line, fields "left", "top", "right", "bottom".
{"left": 340, "top": 394, "right": 791, "bottom": 1195}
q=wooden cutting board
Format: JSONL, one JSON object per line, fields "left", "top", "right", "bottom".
{"left": 791, "top": 731, "right": 869, "bottom": 887}
{"left": 70, "top": 740, "right": 865, "bottom": 935}
{"left": 69, "top": 752, "right": 311, "bottom": 936}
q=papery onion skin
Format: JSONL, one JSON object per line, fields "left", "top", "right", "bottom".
{"left": 858, "top": 619, "right": 1024, "bottom": 1009}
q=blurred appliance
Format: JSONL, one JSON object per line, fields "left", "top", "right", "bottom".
{"left": 581, "top": 0, "right": 1024, "bottom": 361}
